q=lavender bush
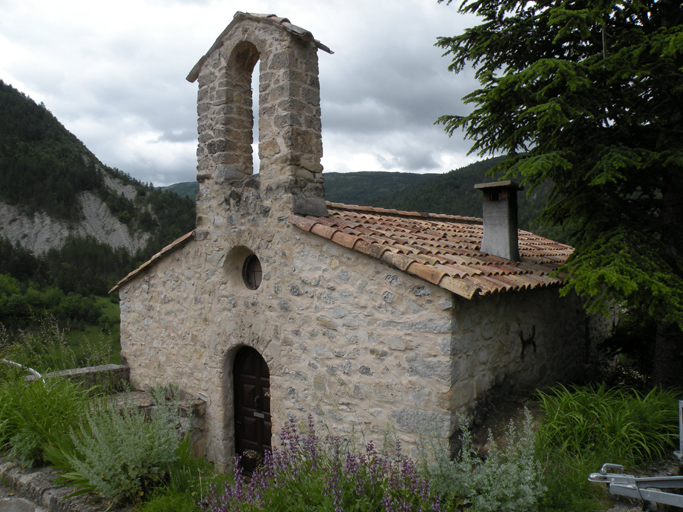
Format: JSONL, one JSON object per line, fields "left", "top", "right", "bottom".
{"left": 201, "top": 415, "right": 446, "bottom": 512}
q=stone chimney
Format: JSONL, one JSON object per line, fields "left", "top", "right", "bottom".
{"left": 186, "top": 12, "right": 332, "bottom": 236}
{"left": 474, "top": 181, "right": 523, "bottom": 261}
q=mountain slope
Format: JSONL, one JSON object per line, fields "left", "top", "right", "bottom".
{"left": 0, "top": 192, "right": 148, "bottom": 256}
{"left": 0, "top": 80, "right": 194, "bottom": 257}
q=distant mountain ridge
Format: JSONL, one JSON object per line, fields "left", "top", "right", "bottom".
{"left": 163, "top": 158, "right": 555, "bottom": 235}
{"left": 0, "top": 78, "right": 556, "bottom": 296}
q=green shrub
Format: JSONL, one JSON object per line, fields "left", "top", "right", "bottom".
{"left": 49, "top": 386, "right": 189, "bottom": 506}
{"left": 424, "top": 408, "right": 546, "bottom": 512}
{"left": 536, "top": 384, "right": 679, "bottom": 466}
{"left": 539, "top": 451, "right": 610, "bottom": 512}
{"left": 0, "top": 376, "right": 94, "bottom": 466}
{"left": 536, "top": 384, "right": 680, "bottom": 512}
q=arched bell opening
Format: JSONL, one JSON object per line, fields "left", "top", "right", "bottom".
{"left": 224, "top": 41, "right": 260, "bottom": 176}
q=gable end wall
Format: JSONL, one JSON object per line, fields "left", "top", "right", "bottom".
{"left": 119, "top": 223, "right": 456, "bottom": 466}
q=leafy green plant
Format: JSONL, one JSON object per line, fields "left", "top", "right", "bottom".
{"left": 424, "top": 408, "right": 546, "bottom": 512}
{"left": 536, "top": 384, "right": 679, "bottom": 466}
{"left": 49, "top": 385, "right": 189, "bottom": 506}
{"left": 539, "top": 451, "right": 610, "bottom": 512}
{"left": 0, "top": 376, "right": 94, "bottom": 466}
{"left": 535, "top": 384, "right": 680, "bottom": 512}
{"left": 138, "top": 435, "right": 216, "bottom": 512}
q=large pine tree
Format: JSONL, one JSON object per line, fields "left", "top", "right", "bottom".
{"left": 437, "top": 0, "right": 683, "bottom": 385}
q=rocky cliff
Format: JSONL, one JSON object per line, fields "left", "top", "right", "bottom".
{"left": 0, "top": 81, "right": 194, "bottom": 260}
{"left": 0, "top": 189, "right": 149, "bottom": 256}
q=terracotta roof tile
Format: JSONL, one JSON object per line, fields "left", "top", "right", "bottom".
{"left": 110, "top": 202, "right": 572, "bottom": 301}
{"left": 290, "top": 202, "right": 572, "bottom": 299}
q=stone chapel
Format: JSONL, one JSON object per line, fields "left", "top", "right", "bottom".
{"left": 111, "top": 12, "right": 599, "bottom": 469}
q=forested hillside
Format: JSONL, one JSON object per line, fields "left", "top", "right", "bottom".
{"left": 0, "top": 80, "right": 103, "bottom": 222}
{"left": 0, "top": 80, "right": 196, "bottom": 297}
{"left": 365, "top": 157, "right": 556, "bottom": 235}
{"left": 0, "top": 77, "right": 558, "bottom": 302}
{"left": 323, "top": 172, "right": 438, "bottom": 205}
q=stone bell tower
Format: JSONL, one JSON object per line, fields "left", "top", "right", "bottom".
{"left": 186, "top": 13, "right": 332, "bottom": 238}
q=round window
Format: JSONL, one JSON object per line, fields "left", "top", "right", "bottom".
{"left": 242, "top": 254, "right": 262, "bottom": 290}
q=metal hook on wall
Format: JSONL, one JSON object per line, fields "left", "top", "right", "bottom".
{"left": 520, "top": 325, "right": 536, "bottom": 360}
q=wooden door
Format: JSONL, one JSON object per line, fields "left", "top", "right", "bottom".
{"left": 233, "top": 346, "right": 271, "bottom": 472}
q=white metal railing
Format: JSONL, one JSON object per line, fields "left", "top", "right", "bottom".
{"left": 0, "top": 358, "right": 43, "bottom": 381}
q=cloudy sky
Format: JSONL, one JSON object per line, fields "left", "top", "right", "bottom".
{"left": 0, "top": 0, "right": 482, "bottom": 186}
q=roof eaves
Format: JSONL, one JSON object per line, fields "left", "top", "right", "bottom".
{"left": 109, "top": 230, "right": 195, "bottom": 294}
{"left": 289, "top": 207, "right": 570, "bottom": 301}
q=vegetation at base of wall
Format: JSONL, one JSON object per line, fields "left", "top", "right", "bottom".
{"left": 423, "top": 409, "right": 546, "bottom": 512}
{"left": 202, "top": 415, "right": 468, "bottom": 512}
{"left": 0, "top": 376, "right": 96, "bottom": 467}
{"left": 537, "top": 384, "right": 678, "bottom": 467}
{"left": 0, "top": 376, "right": 679, "bottom": 512}
{"left": 136, "top": 437, "right": 218, "bottom": 512}
{"left": 46, "top": 385, "right": 190, "bottom": 507}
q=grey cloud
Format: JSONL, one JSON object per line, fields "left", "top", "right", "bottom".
{"left": 1, "top": 0, "right": 482, "bottom": 186}
{"left": 158, "top": 129, "right": 197, "bottom": 143}
{"left": 376, "top": 148, "right": 440, "bottom": 173}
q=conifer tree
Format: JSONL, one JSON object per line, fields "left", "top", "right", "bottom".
{"left": 437, "top": 0, "right": 683, "bottom": 385}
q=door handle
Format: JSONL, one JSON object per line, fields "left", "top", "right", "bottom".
{"left": 254, "top": 395, "right": 261, "bottom": 410}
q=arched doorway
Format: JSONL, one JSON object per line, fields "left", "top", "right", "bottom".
{"left": 233, "top": 346, "right": 271, "bottom": 472}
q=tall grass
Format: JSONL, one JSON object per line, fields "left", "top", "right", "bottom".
{"left": 0, "top": 315, "right": 112, "bottom": 375}
{"left": 0, "top": 376, "right": 96, "bottom": 466}
{"left": 536, "top": 383, "right": 679, "bottom": 512}
{"left": 537, "top": 383, "right": 679, "bottom": 466}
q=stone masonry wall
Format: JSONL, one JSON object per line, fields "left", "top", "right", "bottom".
{"left": 194, "top": 16, "right": 327, "bottom": 219}
{"left": 448, "top": 289, "right": 591, "bottom": 420}
{"left": 118, "top": 13, "right": 595, "bottom": 469}
{"left": 119, "top": 213, "right": 455, "bottom": 467}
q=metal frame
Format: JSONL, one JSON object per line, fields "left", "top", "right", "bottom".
{"left": 589, "top": 464, "right": 683, "bottom": 509}
{"left": 589, "top": 400, "right": 683, "bottom": 509}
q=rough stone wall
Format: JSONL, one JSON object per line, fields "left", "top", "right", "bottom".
{"left": 119, "top": 219, "right": 455, "bottom": 467}
{"left": 448, "top": 288, "right": 591, "bottom": 417}
{"left": 194, "top": 17, "right": 327, "bottom": 221}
